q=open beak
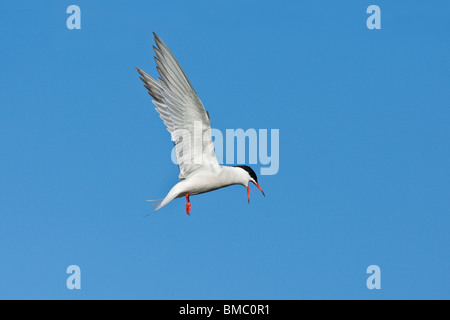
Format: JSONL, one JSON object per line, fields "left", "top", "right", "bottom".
{"left": 247, "top": 181, "right": 265, "bottom": 203}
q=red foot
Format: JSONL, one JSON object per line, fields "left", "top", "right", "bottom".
{"left": 186, "top": 194, "right": 191, "bottom": 215}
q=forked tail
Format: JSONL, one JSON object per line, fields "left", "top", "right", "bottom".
{"left": 145, "top": 199, "right": 164, "bottom": 212}
{"left": 146, "top": 184, "right": 181, "bottom": 214}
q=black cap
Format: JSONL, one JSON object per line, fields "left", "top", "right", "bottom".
{"left": 234, "top": 165, "right": 258, "bottom": 183}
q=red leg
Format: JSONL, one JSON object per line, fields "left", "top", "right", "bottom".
{"left": 186, "top": 194, "right": 191, "bottom": 215}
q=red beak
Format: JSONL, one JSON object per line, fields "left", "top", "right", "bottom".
{"left": 247, "top": 181, "right": 265, "bottom": 203}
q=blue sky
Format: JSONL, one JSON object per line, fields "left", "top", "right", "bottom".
{"left": 0, "top": 0, "right": 449, "bottom": 299}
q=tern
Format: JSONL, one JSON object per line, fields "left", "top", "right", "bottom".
{"left": 136, "top": 33, "right": 265, "bottom": 214}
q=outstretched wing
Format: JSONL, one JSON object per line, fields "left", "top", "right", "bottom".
{"left": 136, "top": 33, "right": 220, "bottom": 179}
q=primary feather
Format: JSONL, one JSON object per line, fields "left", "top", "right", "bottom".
{"left": 136, "top": 33, "right": 220, "bottom": 180}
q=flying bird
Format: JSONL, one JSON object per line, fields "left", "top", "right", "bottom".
{"left": 136, "top": 33, "right": 265, "bottom": 214}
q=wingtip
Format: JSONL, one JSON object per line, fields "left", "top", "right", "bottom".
{"left": 136, "top": 68, "right": 146, "bottom": 79}
{"left": 153, "top": 32, "right": 161, "bottom": 43}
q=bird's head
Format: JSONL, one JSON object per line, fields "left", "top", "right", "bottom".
{"left": 234, "top": 165, "right": 265, "bottom": 202}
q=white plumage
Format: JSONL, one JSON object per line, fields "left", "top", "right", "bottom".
{"left": 137, "top": 33, "right": 264, "bottom": 214}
